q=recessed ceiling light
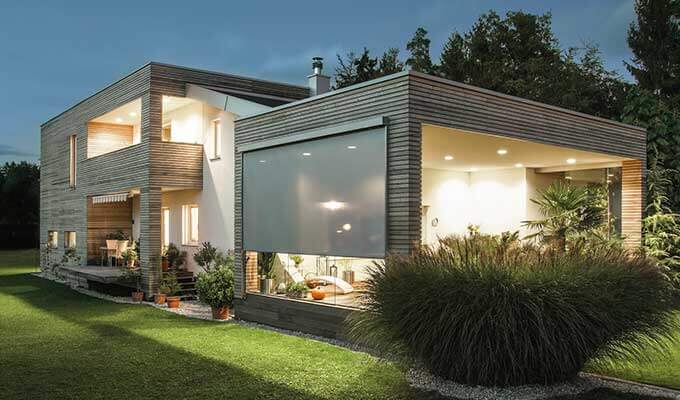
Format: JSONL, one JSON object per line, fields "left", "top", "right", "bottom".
{"left": 566, "top": 158, "right": 576, "bottom": 164}
{"left": 565, "top": 175, "right": 573, "bottom": 180}
{"left": 259, "top": 160, "right": 266, "bottom": 163}
{"left": 469, "top": 167, "right": 479, "bottom": 172}
{"left": 336, "top": 230, "right": 343, "bottom": 233}
{"left": 115, "top": 117, "right": 123, "bottom": 123}
{"left": 342, "top": 223, "right": 352, "bottom": 231}
{"left": 497, "top": 149, "right": 508, "bottom": 155}
{"left": 322, "top": 200, "right": 344, "bottom": 210}
{"left": 302, "top": 152, "right": 311, "bottom": 156}
{"left": 129, "top": 112, "right": 137, "bottom": 117}
{"left": 444, "top": 155, "right": 454, "bottom": 161}
{"left": 515, "top": 163, "right": 523, "bottom": 168}
{"left": 347, "top": 145, "right": 357, "bottom": 149}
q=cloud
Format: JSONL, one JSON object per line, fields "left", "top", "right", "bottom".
{"left": 0, "top": 144, "right": 37, "bottom": 157}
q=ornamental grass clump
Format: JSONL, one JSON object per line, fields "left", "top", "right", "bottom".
{"left": 348, "top": 234, "right": 678, "bottom": 387}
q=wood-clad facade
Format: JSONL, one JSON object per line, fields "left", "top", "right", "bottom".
{"left": 40, "top": 62, "right": 308, "bottom": 295}
{"left": 233, "top": 71, "right": 646, "bottom": 335}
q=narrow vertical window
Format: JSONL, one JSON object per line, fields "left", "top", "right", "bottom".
{"left": 64, "top": 231, "right": 76, "bottom": 248}
{"left": 48, "top": 231, "right": 59, "bottom": 249}
{"left": 182, "top": 205, "right": 199, "bottom": 245}
{"left": 161, "top": 208, "right": 170, "bottom": 250}
{"left": 69, "top": 134, "right": 77, "bottom": 187}
{"left": 211, "top": 119, "right": 221, "bottom": 160}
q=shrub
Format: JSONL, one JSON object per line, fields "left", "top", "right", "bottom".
{"left": 349, "top": 235, "right": 678, "bottom": 387}
{"left": 159, "top": 272, "right": 181, "bottom": 296}
{"left": 165, "top": 243, "right": 187, "bottom": 269}
{"left": 195, "top": 265, "right": 234, "bottom": 309}
{"left": 285, "top": 281, "right": 308, "bottom": 299}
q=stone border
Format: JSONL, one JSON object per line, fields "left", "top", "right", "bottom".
{"left": 33, "top": 272, "right": 680, "bottom": 400}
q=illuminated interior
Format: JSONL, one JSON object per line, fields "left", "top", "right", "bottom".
{"left": 421, "top": 124, "right": 625, "bottom": 242}
{"left": 87, "top": 98, "right": 141, "bottom": 158}
{"left": 161, "top": 96, "right": 203, "bottom": 144}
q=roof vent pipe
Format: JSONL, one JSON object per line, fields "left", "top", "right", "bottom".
{"left": 308, "top": 57, "right": 330, "bottom": 96}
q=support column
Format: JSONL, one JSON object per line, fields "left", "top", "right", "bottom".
{"left": 621, "top": 159, "right": 644, "bottom": 249}
{"left": 139, "top": 186, "right": 162, "bottom": 296}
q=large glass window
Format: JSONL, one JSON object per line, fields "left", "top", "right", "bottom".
{"left": 246, "top": 251, "right": 377, "bottom": 308}
{"left": 161, "top": 208, "right": 170, "bottom": 250}
{"left": 242, "top": 127, "right": 386, "bottom": 258}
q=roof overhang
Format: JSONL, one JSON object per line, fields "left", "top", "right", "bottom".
{"left": 186, "top": 84, "right": 272, "bottom": 117}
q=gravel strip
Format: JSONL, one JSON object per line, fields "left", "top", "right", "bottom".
{"left": 34, "top": 272, "right": 680, "bottom": 399}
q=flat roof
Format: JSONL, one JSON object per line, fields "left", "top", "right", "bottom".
{"left": 236, "top": 70, "right": 645, "bottom": 133}
{"left": 41, "top": 61, "right": 308, "bottom": 127}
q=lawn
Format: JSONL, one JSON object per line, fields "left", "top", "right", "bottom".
{"left": 0, "top": 249, "right": 676, "bottom": 400}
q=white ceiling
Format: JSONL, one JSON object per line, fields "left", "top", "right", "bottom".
{"left": 91, "top": 98, "right": 142, "bottom": 126}
{"left": 90, "top": 96, "right": 198, "bottom": 126}
{"left": 422, "top": 124, "right": 627, "bottom": 172}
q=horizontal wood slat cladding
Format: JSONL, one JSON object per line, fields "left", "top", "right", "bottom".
{"left": 408, "top": 72, "right": 646, "bottom": 160}
{"left": 42, "top": 62, "right": 307, "bottom": 294}
{"left": 86, "top": 198, "right": 132, "bottom": 262}
{"left": 234, "top": 74, "right": 416, "bottom": 298}
{"left": 153, "top": 142, "right": 203, "bottom": 189}
{"left": 621, "top": 159, "right": 644, "bottom": 249}
{"left": 86, "top": 122, "right": 134, "bottom": 158}
{"left": 234, "top": 294, "right": 354, "bottom": 339}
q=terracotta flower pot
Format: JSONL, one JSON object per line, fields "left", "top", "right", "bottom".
{"left": 211, "top": 305, "right": 230, "bottom": 320}
{"left": 161, "top": 260, "right": 169, "bottom": 271}
{"left": 166, "top": 296, "right": 181, "bottom": 309}
{"left": 311, "top": 287, "right": 326, "bottom": 300}
{"left": 131, "top": 291, "right": 144, "bottom": 302}
{"left": 154, "top": 293, "right": 167, "bottom": 304}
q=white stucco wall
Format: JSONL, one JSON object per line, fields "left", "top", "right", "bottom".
{"left": 159, "top": 103, "right": 236, "bottom": 272}
{"left": 422, "top": 167, "right": 555, "bottom": 243}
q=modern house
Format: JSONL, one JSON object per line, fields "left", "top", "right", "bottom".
{"left": 41, "top": 60, "right": 646, "bottom": 338}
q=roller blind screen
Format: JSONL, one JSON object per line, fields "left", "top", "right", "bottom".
{"left": 242, "top": 127, "right": 386, "bottom": 258}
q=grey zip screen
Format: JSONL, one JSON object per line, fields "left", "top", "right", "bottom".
{"left": 242, "top": 127, "right": 386, "bottom": 258}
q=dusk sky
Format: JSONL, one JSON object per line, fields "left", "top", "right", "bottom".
{"left": 0, "top": 0, "right": 637, "bottom": 164}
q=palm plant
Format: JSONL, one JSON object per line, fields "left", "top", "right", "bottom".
{"left": 522, "top": 180, "right": 606, "bottom": 250}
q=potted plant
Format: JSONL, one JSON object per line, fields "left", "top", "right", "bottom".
{"left": 258, "top": 252, "right": 276, "bottom": 294}
{"left": 121, "top": 248, "right": 137, "bottom": 269}
{"left": 290, "top": 255, "right": 304, "bottom": 268}
{"left": 159, "top": 272, "right": 182, "bottom": 308}
{"left": 119, "top": 267, "right": 143, "bottom": 302}
{"left": 196, "top": 264, "right": 234, "bottom": 320}
{"left": 285, "top": 281, "right": 308, "bottom": 299}
{"left": 165, "top": 243, "right": 187, "bottom": 271}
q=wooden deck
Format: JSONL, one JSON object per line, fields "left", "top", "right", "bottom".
{"left": 60, "top": 265, "right": 124, "bottom": 284}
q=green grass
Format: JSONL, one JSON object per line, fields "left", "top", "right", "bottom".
{"left": 0, "top": 250, "right": 676, "bottom": 399}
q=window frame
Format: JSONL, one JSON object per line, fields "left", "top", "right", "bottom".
{"left": 69, "top": 134, "right": 77, "bottom": 187}
{"left": 161, "top": 207, "right": 170, "bottom": 250}
{"left": 211, "top": 118, "right": 221, "bottom": 160}
{"left": 181, "top": 204, "right": 199, "bottom": 246}
{"left": 48, "top": 231, "right": 59, "bottom": 249}
{"left": 64, "top": 231, "right": 76, "bottom": 249}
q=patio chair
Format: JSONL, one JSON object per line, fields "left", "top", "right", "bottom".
{"left": 105, "top": 240, "right": 119, "bottom": 266}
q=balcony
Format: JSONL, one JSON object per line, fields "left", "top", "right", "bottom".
{"left": 152, "top": 141, "right": 203, "bottom": 189}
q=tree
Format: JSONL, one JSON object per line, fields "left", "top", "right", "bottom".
{"left": 334, "top": 47, "right": 404, "bottom": 89}
{"left": 0, "top": 162, "right": 39, "bottom": 225}
{"left": 627, "top": 0, "right": 680, "bottom": 105}
{"left": 438, "top": 11, "right": 629, "bottom": 119}
{"left": 406, "top": 27, "right": 435, "bottom": 74}
{"left": 621, "top": 88, "right": 680, "bottom": 211}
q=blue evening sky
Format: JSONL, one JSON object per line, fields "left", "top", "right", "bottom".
{"left": 0, "top": 0, "right": 637, "bottom": 163}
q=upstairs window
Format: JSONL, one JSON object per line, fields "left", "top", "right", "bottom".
{"left": 69, "top": 134, "right": 77, "bottom": 187}
{"left": 182, "top": 205, "right": 199, "bottom": 245}
{"left": 48, "top": 231, "right": 58, "bottom": 249}
{"left": 211, "top": 119, "right": 221, "bottom": 160}
{"left": 161, "top": 208, "right": 170, "bottom": 249}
